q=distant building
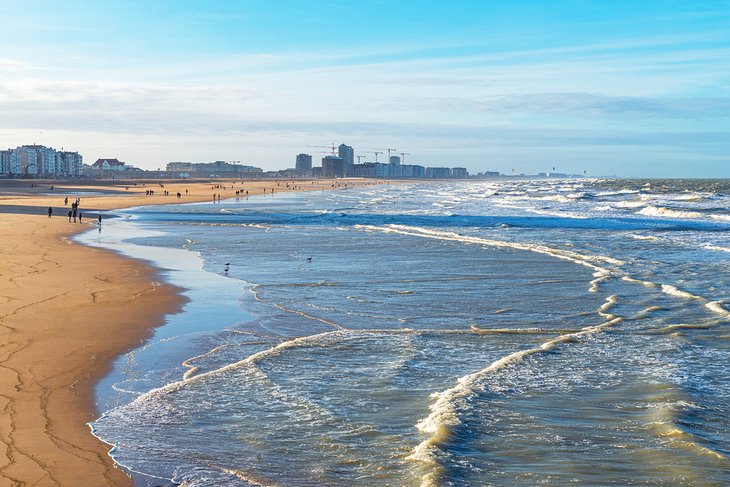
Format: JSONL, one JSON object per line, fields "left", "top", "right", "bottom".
{"left": 400, "top": 164, "right": 426, "bottom": 178}
{"left": 57, "top": 151, "right": 83, "bottom": 177}
{"left": 451, "top": 167, "right": 469, "bottom": 178}
{"left": 0, "top": 144, "right": 82, "bottom": 177}
{"left": 0, "top": 150, "right": 10, "bottom": 174}
{"left": 426, "top": 167, "right": 452, "bottom": 179}
{"left": 165, "top": 161, "right": 263, "bottom": 178}
{"left": 93, "top": 158, "right": 126, "bottom": 173}
{"left": 338, "top": 144, "right": 354, "bottom": 176}
{"left": 389, "top": 155, "right": 401, "bottom": 165}
{"left": 295, "top": 153, "right": 313, "bottom": 175}
{"left": 322, "top": 155, "right": 345, "bottom": 178}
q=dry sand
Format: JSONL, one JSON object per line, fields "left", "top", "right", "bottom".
{"left": 0, "top": 178, "right": 378, "bottom": 486}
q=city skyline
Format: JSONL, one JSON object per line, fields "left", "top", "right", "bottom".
{"left": 1, "top": 1, "right": 729, "bottom": 177}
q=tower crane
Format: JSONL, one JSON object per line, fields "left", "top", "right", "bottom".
{"left": 372, "top": 151, "right": 383, "bottom": 162}
{"left": 399, "top": 152, "right": 410, "bottom": 164}
{"left": 387, "top": 148, "right": 397, "bottom": 160}
{"left": 356, "top": 155, "right": 366, "bottom": 163}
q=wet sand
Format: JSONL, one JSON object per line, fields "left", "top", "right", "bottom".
{"left": 0, "top": 178, "right": 373, "bottom": 486}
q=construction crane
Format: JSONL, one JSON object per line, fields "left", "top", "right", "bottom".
{"left": 372, "top": 151, "right": 383, "bottom": 162}
{"left": 387, "top": 148, "right": 397, "bottom": 160}
{"left": 399, "top": 152, "right": 410, "bottom": 164}
{"left": 356, "top": 155, "right": 366, "bottom": 163}
{"left": 306, "top": 144, "right": 337, "bottom": 155}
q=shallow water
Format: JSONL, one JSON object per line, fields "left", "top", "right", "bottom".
{"left": 81, "top": 179, "right": 730, "bottom": 486}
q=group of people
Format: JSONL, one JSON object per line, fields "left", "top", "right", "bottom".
{"left": 46, "top": 196, "right": 102, "bottom": 225}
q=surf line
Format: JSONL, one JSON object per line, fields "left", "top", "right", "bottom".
{"left": 354, "top": 224, "right": 622, "bottom": 293}
{"left": 406, "top": 294, "right": 623, "bottom": 486}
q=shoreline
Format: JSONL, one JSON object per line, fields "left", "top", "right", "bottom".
{"left": 0, "top": 178, "right": 374, "bottom": 485}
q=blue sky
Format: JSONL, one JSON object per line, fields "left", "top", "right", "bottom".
{"left": 1, "top": 0, "right": 729, "bottom": 176}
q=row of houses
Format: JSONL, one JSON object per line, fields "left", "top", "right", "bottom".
{"left": 0, "top": 145, "right": 83, "bottom": 177}
{"left": 166, "top": 161, "right": 263, "bottom": 178}
{"left": 0, "top": 144, "right": 155, "bottom": 178}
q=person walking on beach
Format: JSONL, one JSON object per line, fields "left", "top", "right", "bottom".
{"left": 47, "top": 206, "right": 52, "bottom": 218}
{"left": 78, "top": 212, "right": 82, "bottom": 223}
{"left": 67, "top": 210, "right": 72, "bottom": 222}
{"left": 98, "top": 214, "right": 102, "bottom": 225}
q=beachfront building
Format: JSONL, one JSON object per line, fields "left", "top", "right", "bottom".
{"left": 389, "top": 155, "right": 401, "bottom": 165}
{"left": 166, "top": 161, "right": 263, "bottom": 178}
{"left": 92, "top": 158, "right": 126, "bottom": 178}
{"left": 0, "top": 144, "right": 82, "bottom": 177}
{"left": 295, "top": 153, "right": 313, "bottom": 176}
{"left": 0, "top": 150, "right": 11, "bottom": 175}
{"left": 57, "top": 151, "right": 83, "bottom": 177}
{"left": 338, "top": 144, "right": 354, "bottom": 176}
{"left": 451, "top": 167, "right": 469, "bottom": 178}
{"left": 322, "top": 155, "right": 346, "bottom": 178}
{"left": 426, "top": 167, "right": 452, "bottom": 179}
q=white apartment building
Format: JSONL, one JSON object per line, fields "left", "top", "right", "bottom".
{"left": 0, "top": 145, "right": 83, "bottom": 177}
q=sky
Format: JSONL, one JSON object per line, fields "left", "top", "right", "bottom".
{"left": 1, "top": 0, "right": 729, "bottom": 177}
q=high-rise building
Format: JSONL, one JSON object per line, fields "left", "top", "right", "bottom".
{"left": 322, "top": 155, "right": 345, "bottom": 178}
{"left": 57, "top": 151, "right": 83, "bottom": 177}
{"left": 389, "top": 155, "right": 400, "bottom": 165}
{"left": 338, "top": 144, "right": 354, "bottom": 176}
{"left": 295, "top": 153, "right": 312, "bottom": 175}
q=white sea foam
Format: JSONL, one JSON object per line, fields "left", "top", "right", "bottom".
{"left": 705, "top": 301, "right": 730, "bottom": 318}
{"left": 637, "top": 206, "right": 703, "bottom": 219}
{"left": 704, "top": 244, "right": 730, "bottom": 253}
{"left": 613, "top": 200, "right": 646, "bottom": 209}
{"left": 660, "top": 284, "right": 701, "bottom": 300}
{"left": 628, "top": 234, "right": 659, "bottom": 241}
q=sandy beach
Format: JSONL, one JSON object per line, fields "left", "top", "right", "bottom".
{"left": 0, "top": 178, "right": 371, "bottom": 486}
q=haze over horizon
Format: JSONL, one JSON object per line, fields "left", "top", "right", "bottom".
{"left": 1, "top": 0, "right": 729, "bottom": 178}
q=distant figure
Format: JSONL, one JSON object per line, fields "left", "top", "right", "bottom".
{"left": 185, "top": 189, "right": 188, "bottom": 195}
{"left": 47, "top": 206, "right": 52, "bottom": 218}
{"left": 72, "top": 207, "right": 77, "bottom": 223}
{"left": 78, "top": 212, "right": 82, "bottom": 223}
{"left": 224, "top": 262, "right": 230, "bottom": 273}
{"left": 306, "top": 257, "right": 312, "bottom": 261}
{"left": 64, "top": 196, "right": 68, "bottom": 205}
{"left": 98, "top": 214, "right": 102, "bottom": 225}
{"left": 67, "top": 210, "right": 72, "bottom": 222}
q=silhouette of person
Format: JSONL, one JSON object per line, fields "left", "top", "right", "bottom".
{"left": 47, "top": 206, "right": 52, "bottom": 218}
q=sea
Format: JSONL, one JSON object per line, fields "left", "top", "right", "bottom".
{"left": 77, "top": 178, "right": 730, "bottom": 486}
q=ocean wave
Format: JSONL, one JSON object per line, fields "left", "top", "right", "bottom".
{"left": 637, "top": 206, "right": 703, "bottom": 220}
{"left": 408, "top": 295, "right": 624, "bottom": 485}
{"left": 614, "top": 200, "right": 646, "bottom": 209}
{"left": 595, "top": 189, "right": 640, "bottom": 197}
{"left": 660, "top": 284, "right": 701, "bottom": 300}
{"left": 704, "top": 244, "right": 730, "bottom": 253}
{"left": 355, "top": 224, "right": 624, "bottom": 282}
